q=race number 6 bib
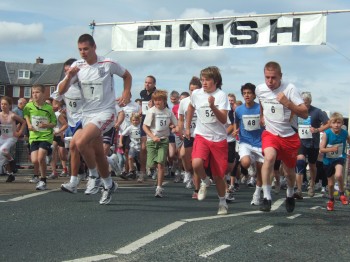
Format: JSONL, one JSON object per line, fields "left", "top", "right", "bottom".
{"left": 298, "top": 125, "right": 312, "bottom": 139}
{"left": 263, "top": 100, "right": 284, "bottom": 121}
{"left": 198, "top": 105, "right": 216, "bottom": 124}
{"left": 242, "top": 114, "right": 260, "bottom": 131}
{"left": 0, "top": 124, "right": 13, "bottom": 137}
{"left": 142, "top": 101, "right": 149, "bottom": 115}
{"left": 31, "top": 116, "right": 49, "bottom": 131}
{"left": 81, "top": 81, "right": 103, "bottom": 101}
{"left": 155, "top": 114, "right": 169, "bottom": 132}
{"left": 326, "top": 143, "right": 343, "bottom": 158}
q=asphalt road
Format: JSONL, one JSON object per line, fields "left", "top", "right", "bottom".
{"left": 1, "top": 172, "right": 350, "bottom": 262}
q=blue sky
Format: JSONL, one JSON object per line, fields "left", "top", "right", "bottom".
{"left": 1, "top": 0, "right": 350, "bottom": 116}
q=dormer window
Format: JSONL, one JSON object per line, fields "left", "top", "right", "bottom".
{"left": 18, "top": 69, "right": 30, "bottom": 79}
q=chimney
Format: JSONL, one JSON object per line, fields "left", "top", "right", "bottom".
{"left": 36, "top": 57, "right": 44, "bottom": 64}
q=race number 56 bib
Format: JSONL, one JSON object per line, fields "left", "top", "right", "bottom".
{"left": 242, "top": 114, "right": 260, "bottom": 131}
{"left": 81, "top": 81, "right": 103, "bottom": 100}
{"left": 263, "top": 100, "right": 284, "bottom": 121}
{"left": 326, "top": 143, "right": 343, "bottom": 158}
{"left": 198, "top": 105, "right": 216, "bottom": 124}
{"left": 155, "top": 114, "right": 169, "bottom": 132}
{"left": 31, "top": 116, "right": 49, "bottom": 131}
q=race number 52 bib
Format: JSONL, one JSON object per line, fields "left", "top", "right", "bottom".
{"left": 326, "top": 143, "right": 343, "bottom": 158}
{"left": 31, "top": 116, "right": 49, "bottom": 131}
{"left": 263, "top": 100, "right": 284, "bottom": 121}
{"left": 81, "top": 81, "right": 103, "bottom": 100}
{"left": 198, "top": 105, "right": 216, "bottom": 124}
{"left": 155, "top": 114, "right": 169, "bottom": 132}
{"left": 242, "top": 114, "right": 260, "bottom": 131}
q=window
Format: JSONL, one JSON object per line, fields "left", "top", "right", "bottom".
{"left": 24, "top": 86, "right": 31, "bottom": 98}
{"left": 50, "top": 86, "right": 56, "bottom": 95}
{"left": 18, "top": 70, "right": 30, "bottom": 79}
{"left": 0, "top": 85, "right": 4, "bottom": 96}
{"left": 13, "top": 86, "right": 20, "bottom": 97}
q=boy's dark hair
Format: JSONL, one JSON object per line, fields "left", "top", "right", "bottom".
{"left": 78, "top": 34, "right": 95, "bottom": 46}
{"left": 240, "top": 83, "right": 256, "bottom": 95}
{"left": 64, "top": 58, "right": 77, "bottom": 66}
{"left": 200, "top": 66, "right": 222, "bottom": 89}
{"left": 189, "top": 76, "right": 202, "bottom": 88}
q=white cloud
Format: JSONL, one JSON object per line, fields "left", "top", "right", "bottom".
{"left": 0, "top": 21, "right": 43, "bottom": 43}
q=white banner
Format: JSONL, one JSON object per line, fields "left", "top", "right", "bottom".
{"left": 111, "top": 14, "right": 326, "bottom": 51}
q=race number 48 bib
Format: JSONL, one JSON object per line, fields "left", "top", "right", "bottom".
{"left": 81, "top": 81, "right": 103, "bottom": 100}
{"left": 263, "top": 100, "right": 284, "bottom": 121}
{"left": 242, "top": 114, "right": 260, "bottom": 131}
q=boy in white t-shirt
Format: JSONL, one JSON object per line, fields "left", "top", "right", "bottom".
{"left": 185, "top": 66, "right": 231, "bottom": 215}
{"left": 143, "top": 90, "right": 177, "bottom": 198}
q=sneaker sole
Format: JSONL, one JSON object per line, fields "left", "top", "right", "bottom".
{"left": 61, "top": 185, "right": 77, "bottom": 194}
{"left": 84, "top": 188, "right": 100, "bottom": 195}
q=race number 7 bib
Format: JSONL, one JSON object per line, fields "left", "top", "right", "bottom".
{"left": 198, "top": 105, "right": 216, "bottom": 124}
{"left": 263, "top": 100, "right": 284, "bottom": 121}
{"left": 326, "top": 143, "right": 343, "bottom": 158}
{"left": 155, "top": 114, "right": 169, "bottom": 132}
{"left": 31, "top": 116, "right": 49, "bottom": 131}
{"left": 242, "top": 114, "right": 260, "bottom": 131}
{"left": 81, "top": 81, "right": 103, "bottom": 100}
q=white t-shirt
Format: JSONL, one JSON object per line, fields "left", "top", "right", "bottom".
{"left": 52, "top": 84, "right": 83, "bottom": 127}
{"left": 256, "top": 81, "right": 303, "bottom": 137}
{"left": 190, "top": 88, "right": 230, "bottom": 142}
{"left": 143, "top": 107, "right": 177, "bottom": 141}
{"left": 122, "top": 124, "right": 141, "bottom": 151}
{"left": 65, "top": 56, "right": 126, "bottom": 117}
{"left": 120, "top": 101, "right": 140, "bottom": 131}
{"left": 178, "top": 96, "right": 197, "bottom": 137}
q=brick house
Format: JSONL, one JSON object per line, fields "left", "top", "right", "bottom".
{"left": 0, "top": 57, "right": 65, "bottom": 107}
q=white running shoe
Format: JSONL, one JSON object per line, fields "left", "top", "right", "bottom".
{"left": 99, "top": 182, "right": 118, "bottom": 205}
{"left": 217, "top": 203, "right": 228, "bottom": 215}
{"left": 61, "top": 182, "right": 78, "bottom": 194}
{"left": 250, "top": 194, "right": 261, "bottom": 206}
{"left": 155, "top": 187, "right": 164, "bottom": 198}
{"left": 198, "top": 182, "right": 208, "bottom": 201}
{"left": 248, "top": 163, "right": 256, "bottom": 176}
{"left": 183, "top": 172, "right": 191, "bottom": 184}
{"left": 185, "top": 179, "right": 193, "bottom": 189}
{"left": 225, "top": 192, "right": 235, "bottom": 202}
{"left": 174, "top": 170, "right": 182, "bottom": 183}
{"left": 247, "top": 176, "right": 256, "bottom": 187}
{"left": 107, "top": 154, "right": 120, "bottom": 174}
{"left": 137, "top": 172, "right": 145, "bottom": 183}
{"left": 36, "top": 180, "right": 47, "bottom": 190}
{"left": 48, "top": 172, "right": 58, "bottom": 179}
{"left": 29, "top": 176, "right": 40, "bottom": 183}
{"left": 85, "top": 177, "right": 102, "bottom": 195}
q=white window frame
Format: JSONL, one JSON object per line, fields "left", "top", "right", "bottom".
{"left": 18, "top": 69, "right": 30, "bottom": 79}
{"left": 0, "top": 85, "right": 5, "bottom": 96}
{"left": 24, "top": 86, "right": 31, "bottom": 98}
{"left": 50, "top": 86, "right": 56, "bottom": 95}
{"left": 13, "top": 86, "right": 20, "bottom": 98}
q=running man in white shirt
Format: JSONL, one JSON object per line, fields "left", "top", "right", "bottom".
{"left": 256, "top": 61, "right": 308, "bottom": 213}
{"left": 185, "top": 66, "right": 231, "bottom": 215}
{"left": 58, "top": 34, "right": 132, "bottom": 205}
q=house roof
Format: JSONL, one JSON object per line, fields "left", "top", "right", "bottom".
{"left": 0, "top": 61, "right": 64, "bottom": 86}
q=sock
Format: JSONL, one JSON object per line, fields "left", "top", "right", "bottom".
{"left": 254, "top": 186, "right": 262, "bottom": 196}
{"left": 219, "top": 196, "right": 226, "bottom": 205}
{"left": 286, "top": 186, "right": 294, "bottom": 198}
{"left": 102, "top": 176, "right": 113, "bottom": 189}
{"left": 70, "top": 176, "right": 78, "bottom": 186}
{"left": 89, "top": 168, "right": 98, "bottom": 178}
{"left": 262, "top": 185, "right": 272, "bottom": 200}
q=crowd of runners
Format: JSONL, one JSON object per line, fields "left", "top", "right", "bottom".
{"left": 1, "top": 33, "right": 349, "bottom": 215}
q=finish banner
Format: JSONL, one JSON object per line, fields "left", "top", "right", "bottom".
{"left": 111, "top": 14, "right": 326, "bottom": 51}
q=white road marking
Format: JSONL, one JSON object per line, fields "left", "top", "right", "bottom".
{"left": 271, "top": 198, "right": 285, "bottom": 211}
{"left": 287, "top": 213, "right": 301, "bottom": 219}
{"left": 183, "top": 210, "right": 261, "bottom": 222}
{"left": 310, "top": 206, "right": 322, "bottom": 210}
{"left": 2, "top": 189, "right": 59, "bottom": 203}
{"left": 254, "top": 225, "right": 274, "bottom": 233}
{"left": 115, "top": 221, "right": 187, "bottom": 254}
{"left": 199, "top": 244, "right": 230, "bottom": 258}
{"left": 62, "top": 253, "right": 117, "bottom": 262}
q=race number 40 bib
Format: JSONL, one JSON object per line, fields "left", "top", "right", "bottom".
{"left": 263, "top": 100, "right": 284, "bottom": 121}
{"left": 81, "top": 81, "right": 103, "bottom": 100}
{"left": 242, "top": 114, "right": 260, "bottom": 131}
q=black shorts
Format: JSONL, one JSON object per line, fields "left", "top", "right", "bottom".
{"left": 122, "top": 136, "right": 131, "bottom": 151}
{"left": 140, "top": 115, "right": 146, "bottom": 137}
{"left": 228, "top": 141, "right": 236, "bottom": 163}
{"left": 184, "top": 137, "right": 194, "bottom": 148}
{"left": 298, "top": 146, "right": 319, "bottom": 164}
{"left": 103, "top": 127, "right": 116, "bottom": 145}
{"left": 274, "top": 159, "right": 281, "bottom": 171}
{"left": 30, "top": 141, "right": 52, "bottom": 155}
{"left": 53, "top": 136, "right": 65, "bottom": 147}
{"left": 324, "top": 159, "right": 345, "bottom": 178}
{"left": 169, "top": 134, "right": 175, "bottom": 143}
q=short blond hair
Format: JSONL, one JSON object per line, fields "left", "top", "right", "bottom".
{"left": 330, "top": 112, "right": 344, "bottom": 124}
